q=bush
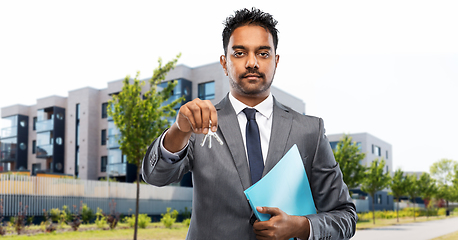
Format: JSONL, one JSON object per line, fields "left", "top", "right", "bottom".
{"left": 123, "top": 214, "right": 151, "bottom": 229}
{"left": 81, "top": 203, "right": 95, "bottom": 224}
{"left": 161, "top": 208, "right": 178, "bottom": 228}
{"left": 183, "top": 218, "right": 191, "bottom": 227}
{"left": 49, "top": 208, "right": 61, "bottom": 222}
{"left": 438, "top": 208, "right": 446, "bottom": 216}
{"left": 95, "top": 208, "right": 107, "bottom": 229}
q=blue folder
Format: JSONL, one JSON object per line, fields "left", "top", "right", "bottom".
{"left": 244, "top": 144, "right": 316, "bottom": 222}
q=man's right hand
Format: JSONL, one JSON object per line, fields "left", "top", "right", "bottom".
{"left": 163, "top": 98, "right": 218, "bottom": 152}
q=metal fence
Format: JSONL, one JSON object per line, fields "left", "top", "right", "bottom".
{"left": 0, "top": 174, "right": 193, "bottom": 217}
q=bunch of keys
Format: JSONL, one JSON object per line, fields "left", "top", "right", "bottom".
{"left": 200, "top": 120, "right": 224, "bottom": 148}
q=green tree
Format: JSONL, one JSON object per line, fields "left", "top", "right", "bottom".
{"left": 430, "top": 158, "right": 458, "bottom": 215}
{"left": 416, "top": 172, "right": 437, "bottom": 219}
{"left": 333, "top": 134, "right": 367, "bottom": 191}
{"left": 108, "top": 54, "right": 183, "bottom": 240}
{"left": 405, "top": 174, "right": 420, "bottom": 221}
{"left": 360, "top": 158, "right": 391, "bottom": 224}
{"left": 389, "top": 168, "right": 407, "bottom": 222}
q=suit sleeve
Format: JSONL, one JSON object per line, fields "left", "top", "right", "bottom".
{"left": 141, "top": 130, "right": 194, "bottom": 187}
{"left": 306, "top": 118, "right": 357, "bottom": 240}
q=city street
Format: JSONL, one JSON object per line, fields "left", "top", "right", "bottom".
{"left": 352, "top": 217, "right": 458, "bottom": 240}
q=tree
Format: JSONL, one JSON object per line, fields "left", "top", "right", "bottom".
{"left": 389, "top": 168, "right": 407, "bottom": 222}
{"left": 405, "top": 174, "right": 420, "bottom": 221}
{"left": 416, "top": 172, "right": 437, "bottom": 219}
{"left": 108, "top": 54, "right": 183, "bottom": 240}
{"left": 360, "top": 158, "right": 391, "bottom": 224}
{"left": 333, "top": 134, "right": 367, "bottom": 191}
{"left": 430, "top": 158, "right": 458, "bottom": 215}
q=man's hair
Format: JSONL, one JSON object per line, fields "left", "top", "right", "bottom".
{"left": 222, "top": 7, "right": 279, "bottom": 56}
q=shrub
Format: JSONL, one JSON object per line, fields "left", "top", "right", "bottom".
{"left": 12, "top": 202, "right": 28, "bottom": 235}
{"left": 438, "top": 208, "right": 446, "bottom": 216}
{"left": 81, "top": 203, "right": 95, "bottom": 224}
{"left": 161, "top": 208, "right": 178, "bottom": 228}
{"left": 123, "top": 214, "right": 151, "bottom": 229}
{"left": 0, "top": 199, "right": 6, "bottom": 236}
{"left": 105, "top": 200, "right": 120, "bottom": 230}
{"left": 95, "top": 208, "right": 107, "bottom": 229}
{"left": 183, "top": 218, "right": 191, "bottom": 227}
{"left": 49, "top": 208, "right": 61, "bottom": 222}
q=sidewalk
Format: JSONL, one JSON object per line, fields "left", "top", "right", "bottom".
{"left": 351, "top": 217, "right": 458, "bottom": 240}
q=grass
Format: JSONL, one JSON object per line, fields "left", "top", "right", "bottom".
{"left": 1, "top": 222, "right": 188, "bottom": 240}
{"left": 356, "top": 215, "right": 454, "bottom": 230}
{"left": 431, "top": 230, "right": 458, "bottom": 240}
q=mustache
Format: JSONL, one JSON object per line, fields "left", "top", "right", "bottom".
{"left": 239, "top": 69, "right": 265, "bottom": 79}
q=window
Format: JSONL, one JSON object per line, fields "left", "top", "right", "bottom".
{"left": 329, "top": 141, "right": 338, "bottom": 150}
{"left": 198, "top": 81, "right": 215, "bottom": 100}
{"left": 386, "top": 150, "right": 389, "bottom": 159}
{"left": 101, "top": 156, "right": 107, "bottom": 172}
{"left": 32, "top": 140, "right": 36, "bottom": 154}
{"left": 102, "top": 103, "right": 108, "bottom": 119}
{"left": 33, "top": 117, "right": 37, "bottom": 131}
{"left": 372, "top": 144, "right": 381, "bottom": 156}
{"left": 101, "top": 129, "right": 107, "bottom": 145}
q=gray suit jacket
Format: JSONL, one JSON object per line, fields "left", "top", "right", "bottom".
{"left": 142, "top": 95, "right": 357, "bottom": 240}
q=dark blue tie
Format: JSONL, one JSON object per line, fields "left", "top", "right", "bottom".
{"left": 242, "top": 108, "right": 264, "bottom": 185}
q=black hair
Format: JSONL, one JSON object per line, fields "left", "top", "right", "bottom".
{"left": 222, "top": 7, "right": 279, "bottom": 56}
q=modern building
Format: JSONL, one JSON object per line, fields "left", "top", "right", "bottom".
{"left": 327, "top": 132, "right": 394, "bottom": 211}
{"left": 0, "top": 62, "right": 305, "bottom": 182}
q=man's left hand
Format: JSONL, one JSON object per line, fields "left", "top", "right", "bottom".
{"left": 253, "top": 207, "right": 310, "bottom": 240}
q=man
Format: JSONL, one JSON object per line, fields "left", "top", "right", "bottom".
{"left": 142, "top": 7, "right": 357, "bottom": 240}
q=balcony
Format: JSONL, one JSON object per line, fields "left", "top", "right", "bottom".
{"left": 0, "top": 149, "right": 16, "bottom": 162}
{"left": 106, "top": 163, "right": 126, "bottom": 176}
{"left": 36, "top": 144, "right": 53, "bottom": 158}
{"left": 107, "top": 135, "right": 121, "bottom": 149}
{"left": 1, "top": 126, "right": 17, "bottom": 138}
{"left": 36, "top": 119, "right": 54, "bottom": 132}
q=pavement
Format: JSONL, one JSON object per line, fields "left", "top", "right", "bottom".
{"left": 351, "top": 217, "right": 458, "bottom": 240}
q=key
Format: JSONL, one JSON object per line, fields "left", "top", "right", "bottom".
{"left": 200, "top": 120, "right": 224, "bottom": 148}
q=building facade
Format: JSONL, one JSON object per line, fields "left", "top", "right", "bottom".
{"left": 327, "top": 132, "right": 394, "bottom": 211}
{"left": 1, "top": 62, "right": 305, "bottom": 182}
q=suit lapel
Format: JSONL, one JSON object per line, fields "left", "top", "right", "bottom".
{"left": 263, "top": 98, "right": 293, "bottom": 176}
{"left": 215, "top": 95, "right": 252, "bottom": 190}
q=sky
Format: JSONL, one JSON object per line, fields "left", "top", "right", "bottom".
{"left": 1, "top": 0, "right": 457, "bottom": 173}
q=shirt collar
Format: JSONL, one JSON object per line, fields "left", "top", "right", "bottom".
{"left": 229, "top": 92, "right": 273, "bottom": 119}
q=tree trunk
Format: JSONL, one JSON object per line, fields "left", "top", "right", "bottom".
{"left": 133, "top": 165, "right": 140, "bottom": 240}
{"left": 372, "top": 194, "right": 376, "bottom": 225}
{"left": 396, "top": 198, "right": 399, "bottom": 223}
{"left": 412, "top": 197, "right": 416, "bottom": 221}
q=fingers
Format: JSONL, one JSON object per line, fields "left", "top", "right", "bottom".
{"left": 176, "top": 98, "right": 217, "bottom": 134}
{"left": 256, "top": 207, "right": 281, "bottom": 216}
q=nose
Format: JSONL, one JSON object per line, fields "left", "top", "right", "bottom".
{"left": 245, "top": 53, "right": 259, "bottom": 69}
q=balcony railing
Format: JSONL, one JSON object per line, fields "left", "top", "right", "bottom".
{"left": 106, "top": 163, "right": 126, "bottom": 176}
{"left": 1, "top": 126, "right": 17, "bottom": 138}
{"left": 36, "top": 144, "right": 53, "bottom": 158}
{"left": 0, "top": 150, "right": 16, "bottom": 161}
{"left": 107, "top": 135, "right": 120, "bottom": 149}
{"left": 36, "top": 119, "right": 54, "bottom": 132}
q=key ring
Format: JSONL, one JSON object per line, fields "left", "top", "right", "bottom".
{"left": 200, "top": 120, "right": 224, "bottom": 148}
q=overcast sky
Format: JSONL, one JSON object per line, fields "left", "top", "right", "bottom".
{"left": 1, "top": 0, "right": 457, "bottom": 173}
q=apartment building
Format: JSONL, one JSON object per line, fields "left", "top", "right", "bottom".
{"left": 0, "top": 62, "right": 305, "bottom": 182}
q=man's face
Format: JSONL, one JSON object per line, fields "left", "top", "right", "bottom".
{"left": 220, "top": 25, "right": 279, "bottom": 99}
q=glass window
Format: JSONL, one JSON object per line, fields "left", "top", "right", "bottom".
{"left": 386, "top": 150, "right": 389, "bottom": 159}
{"left": 198, "top": 81, "right": 215, "bottom": 100}
{"left": 101, "top": 129, "right": 107, "bottom": 145}
{"left": 33, "top": 117, "right": 37, "bottom": 131}
{"left": 102, "top": 103, "right": 108, "bottom": 119}
{"left": 101, "top": 156, "right": 107, "bottom": 172}
{"left": 329, "top": 141, "right": 338, "bottom": 150}
{"left": 32, "top": 140, "right": 36, "bottom": 154}
{"left": 372, "top": 144, "right": 381, "bottom": 156}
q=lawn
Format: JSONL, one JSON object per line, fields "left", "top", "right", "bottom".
{"left": 0, "top": 223, "right": 188, "bottom": 240}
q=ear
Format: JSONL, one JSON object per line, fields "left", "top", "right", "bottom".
{"left": 220, "top": 55, "right": 228, "bottom": 76}
{"left": 275, "top": 54, "right": 280, "bottom": 68}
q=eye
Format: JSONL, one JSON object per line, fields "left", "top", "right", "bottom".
{"left": 233, "top": 51, "right": 245, "bottom": 57}
{"left": 258, "top": 52, "right": 270, "bottom": 58}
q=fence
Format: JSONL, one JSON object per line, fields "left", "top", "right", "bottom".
{"left": 0, "top": 174, "right": 193, "bottom": 217}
